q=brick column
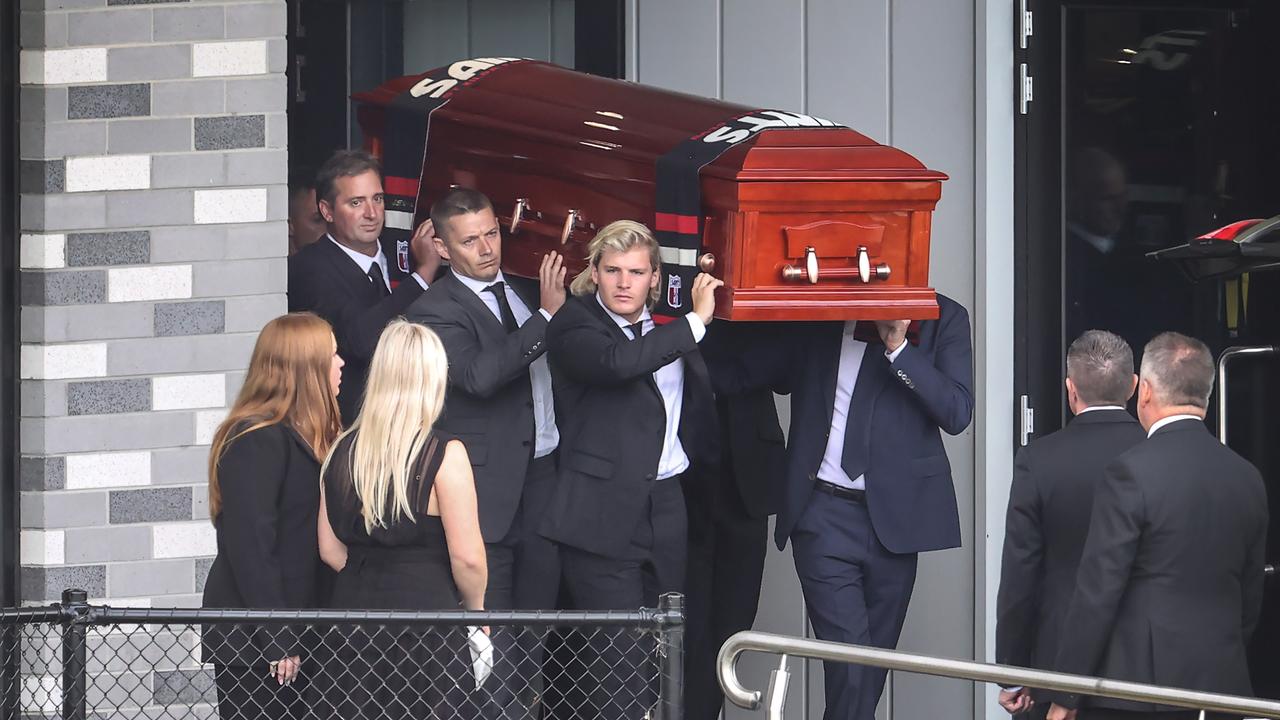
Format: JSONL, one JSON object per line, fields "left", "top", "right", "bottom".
{"left": 18, "top": 0, "right": 289, "bottom": 607}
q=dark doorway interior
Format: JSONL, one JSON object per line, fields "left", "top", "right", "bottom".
{"left": 1, "top": 0, "right": 19, "bottom": 607}
{"left": 1015, "top": 0, "right": 1280, "bottom": 698}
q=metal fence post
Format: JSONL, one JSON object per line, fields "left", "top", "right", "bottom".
{"left": 1, "top": 618, "right": 17, "bottom": 720}
{"left": 59, "top": 589, "right": 89, "bottom": 720}
{"left": 657, "top": 592, "right": 684, "bottom": 720}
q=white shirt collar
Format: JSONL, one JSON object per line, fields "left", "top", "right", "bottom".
{"left": 1078, "top": 404, "right": 1126, "bottom": 415}
{"left": 596, "top": 292, "right": 650, "bottom": 332}
{"left": 452, "top": 268, "right": 507, "bottom": 297}
{"left": 328, "top": 234, "right": 384, "bottom": 273}
{"left": 1147, "top": 413, "right": 1203, "bottom": 438}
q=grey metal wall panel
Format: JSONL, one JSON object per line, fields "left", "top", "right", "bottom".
{"left": 633, "top": 0, "right": 720, "bottom": 97}
{"left": 721, "top": 0, "right": 804, "bottom": 111}
{"left": 888, "top": 0, "right": 977, "bottom": 716}
{"left": 403, "top": 0, "right": 471, "bottom": 72}
{"left": 633, "top": 1, "right": 981, "bottom": 719}
{"left": 551, "top": 0, "right": 576, "bottom": 67}
{"left": 805, "top": 0, "right": 890, "bottom": 140}
{"left": 468, "top": 0, "right": 554, "bottom": 61}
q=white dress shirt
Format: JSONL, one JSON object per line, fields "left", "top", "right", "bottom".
{"left": 328, "top": 235, "right": 430, "bottom": 291}
{"left": 453, "top": 270, "right": 558, "bottom": 458}
{"left": 596, "top": 295, "right": 706, "bottom": 480}
{"left": 1147, "top": 413, "right": 1203, "bottom": 438}
{"left": 817, "top": 321, "right": 907, "bottom": 490}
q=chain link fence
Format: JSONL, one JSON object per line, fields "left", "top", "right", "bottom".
{"left": 1, "top": 590, "right": 685, "bottom": 720}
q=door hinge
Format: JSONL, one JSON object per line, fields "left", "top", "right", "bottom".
{"left": 1019, "top": 63, "right": 1033, "bottom": 115}
{"left": 1020, "top": 0, "right": 1034, "bottom": 49}
{"left": 1019, "top": 394, "right": 1035, "bottom": 446}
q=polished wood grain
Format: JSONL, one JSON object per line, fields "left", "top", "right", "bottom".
{"left": 356, "top": 61, "right": 946, "bottom": 321}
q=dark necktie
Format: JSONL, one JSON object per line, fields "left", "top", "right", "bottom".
{"left": 627, "top": 321, "right": 644, "bottom": 340}
{"left": 484, "top": 282, "right": 519, "bottom": 333}
{"left": 367, "top": 262, "right": 390, "bottom": 298}
{"left": 839, "top": 348, "right": 885, "bottom": 481}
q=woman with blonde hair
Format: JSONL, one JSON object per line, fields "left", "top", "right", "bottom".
{"left": 201, "top": 312, "right": 344, "bottom": 720}
{"left": 317, "top": 318, "right": 487, "bottom": 719}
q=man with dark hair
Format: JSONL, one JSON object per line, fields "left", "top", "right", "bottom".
{"left": 405, "top": 186, "right": 565, "bottom": 716}
{"left": 1046, "top": 332, "right": 1267, "bottom": 720}
{"left": 995, "top": 330, "right": 1145, "bottom": 718}
{"left": 288, "top": 149, "right": 440, "bottom": 424}
{"left": 287, "top": 168, "right": 326, "bottom": 255}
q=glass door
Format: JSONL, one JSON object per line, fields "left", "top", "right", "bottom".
{"left": 1015, "top": 0, "right": 1280, "bottom": 696}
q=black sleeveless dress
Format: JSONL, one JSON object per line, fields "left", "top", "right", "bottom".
{"left": 320, "top": 432, "right": 476, "bottom": 720}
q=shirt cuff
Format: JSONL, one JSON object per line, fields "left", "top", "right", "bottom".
{"left": 885, "top": 340, "right": 907, "bottom": 363}
{"left": 411, "top": 272, "right": 430, "bottom": 291}
{"left": 538, "top": 308, "right": 552, "bottom": 322}
{"left": 685, "top": 312, "right": 707, "bottom": 343}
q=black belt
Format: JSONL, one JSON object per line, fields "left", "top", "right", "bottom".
{"left": 815, "top": 480, "right": 866, "bottom": 503}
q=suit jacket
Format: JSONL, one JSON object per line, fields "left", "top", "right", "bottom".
{"left": 404, "top": 272, "right": 547, "bottom": 542}
{"left": 287, "top": 237, "right": 424, "bottom": 424}
{"left": 995, "top": 408, "right": 1145, "bottom": 678}
{"left": 703, "top": 322, "right": 787, "bottom": 518}
{"left": 539, "top": 295, "right": 717, "bottom": 557}
{"left": 201, "top": 423, "right": 322, "bottom": 667}
{"left": 1052, "top": 418, "right": 1268, "bottom": 711}
{"left": 713, "top": 294, "right": 974, "bottom": 552}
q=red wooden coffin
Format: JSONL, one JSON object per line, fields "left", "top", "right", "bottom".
{"left": 354, "top": 58, "right": 946, "bottom": 321}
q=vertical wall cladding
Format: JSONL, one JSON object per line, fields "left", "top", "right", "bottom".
{"left": 631, "top": 1, "right": 978, "bottom": 718}
{"left": 17, "top": 0, "right": 289, "bottom": 608}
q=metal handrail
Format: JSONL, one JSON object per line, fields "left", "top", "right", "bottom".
{"left": 718, "top": 631, "right": 1280, "bottom": 718}
{"left": 1217, "top": 345, "right": 1279, "bottom": 445}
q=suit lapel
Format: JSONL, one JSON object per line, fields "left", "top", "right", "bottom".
{"left": 440, "top": 272, "right": 506, "bottom": 340}
{"left": 318, "top": 238, "right": 379, "bottom": 301}
{"left": 584, "top": 297, "right": 662, "bottom": 399}
{"left": 507, "top": 275, "right": 541, "bottom": 317}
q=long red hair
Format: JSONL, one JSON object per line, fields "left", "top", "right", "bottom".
{"left": 208, "top": 312, "right": 342, "bottom": 521}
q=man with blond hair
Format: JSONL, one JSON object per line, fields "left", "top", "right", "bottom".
{"left": 541, "top": 220, "right": 721, "bottom": 718}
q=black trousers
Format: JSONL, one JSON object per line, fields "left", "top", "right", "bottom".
{"left": 214, "top": 663, "right": 308, "bottom": 720}
{"left": 560, "top": 474, "right": 689, "bottom": 720}
{"left": 681, "top": 466, "right": 769, "bottom": 720}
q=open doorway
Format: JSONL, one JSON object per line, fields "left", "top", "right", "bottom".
{"left": 1014, "top": 0, "right": 1280, "bottom": 697}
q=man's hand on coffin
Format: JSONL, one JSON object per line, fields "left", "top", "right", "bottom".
{"left": 539, "top": 251, "right": 567, "bottom": 315}
{"left": 691, "top": 272, "right": 724, "bottom": 326}
{"left": 411, "top": 219, "right": 443, "bottom": 280}
{"left": 875, "top": 320, "right": 910, "bottom": 353}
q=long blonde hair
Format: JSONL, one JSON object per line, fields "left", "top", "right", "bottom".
{"left": 208, "top": 312, "right": 342, "bottom": 521}
{"left": 322, "top": 320, "right": 449, "bottom": 533}
{"left": 569, "top": 219, "right": 662, "bottom": 305}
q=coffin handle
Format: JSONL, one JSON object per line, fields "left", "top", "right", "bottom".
{"left": 781, "top": 247, "right": 820, "bottom": 284}
{"left": 857, "top": 246, "right": 892, "bottom": 282}
{"left": 560, "top": 210, "right": 579, "bottom": 245}
{"left": 510, "top": 198, "right": 529, "bottom": 235}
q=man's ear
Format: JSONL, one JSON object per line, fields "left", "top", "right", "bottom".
{"left": 1137, "top": 377, "right": 1152, "bottom": 405}
{"left": 318, "top": 198, "right": 334, "bottom": 224}
{"left": 1127, "top": 373, "right": 1139, "bottom": 401}
{"left": 433, "top": 235, "right": 450, "bottom": 262}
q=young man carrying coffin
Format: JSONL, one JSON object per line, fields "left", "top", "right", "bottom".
{"left": 539, "top": 220, "right": 721, "bottom": 720}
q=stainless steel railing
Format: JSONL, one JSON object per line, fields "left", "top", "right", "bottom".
{"left": 1217, "top": 345, "right": 1279, "bottom": 445}
{"left": 718, "top": 631, "right": 1280, "bottom": 719}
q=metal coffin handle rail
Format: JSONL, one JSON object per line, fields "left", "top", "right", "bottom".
{"left": 781, "top": 246, "right": 891, "bottom": 284}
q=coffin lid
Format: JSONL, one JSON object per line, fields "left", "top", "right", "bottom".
{"left": 353, "top": 60, "right": 947, "bottom": 184}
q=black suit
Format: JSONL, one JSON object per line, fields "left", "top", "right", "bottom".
{"left": 1052, "top": 418, "right": 1268, "bottom": 716}
{"left": 405, "top": 271, "right": 555, "bottom": 606}
{"left": 201, "top": 423, "right": 322, "bottom": 720}
{"left": 684, "top": 324, "right": 786, "bottom": 720}
{"left": 287, "top": 236, "right": 424, "bottom": 424}
{"left": 996, "top": 408, "right": 1145, "bottom": 713}
{"left": 540, "top": 294, "right": 716, "bottom": 720}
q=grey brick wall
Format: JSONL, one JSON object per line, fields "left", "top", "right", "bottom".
{"left": 18, "top": 0, "right": 288, "bottom": 607}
